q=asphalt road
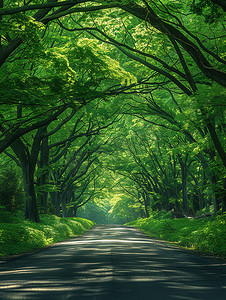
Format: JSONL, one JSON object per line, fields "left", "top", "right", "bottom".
{"left": 0, "top": 225, "right": 225, "bottom": 300}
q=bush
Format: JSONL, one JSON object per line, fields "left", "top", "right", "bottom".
{"left": 126, "top": 213, "right": 226, "bottom": 258}
{"left": 0, "top": 167, "right": 24, "bottom": 212}
{"left": 0, "top": 213, "right": 95, "bottom": 257}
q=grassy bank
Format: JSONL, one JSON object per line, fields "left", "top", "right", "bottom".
{"left": 0, "top": 211, "right": 95, "bottom": 258}
{"left": 127, "top": 212, "right": 226, "bottom": 258}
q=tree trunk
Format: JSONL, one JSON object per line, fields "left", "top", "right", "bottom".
{"left": 37, "top": 127, "right": 49, "bottom": 214}
{"left": 205, "top": 118, "right": 226, "bottom": 168}
{"left": 222, "top": 178, "right": 226, "bottom": 212}
{"left": 142, "top": 192, "right": 150, "bottom": 217}
{"left": 55, "top": 192, "right": 61, "bottom": 216}
{"left": 10, "top": 128, "right": 46, "bottom": 222}
{"left": 50, "top": 191, "right": 61, "bottom": 216}
{"left": 197, "top": 189, "right": 205, "bottom": 211}
{"left": 61, "top": 195, "right": 67, "bottom": 217}
{"left": 22, "top": 163, "right": 40, "bottom": 222}
{"left": 174, "top": 199, "right": 182, "bottom": 215}
{"left": 212, "top": 174, "right": 223, "bottom": 214}
{"left": 0, "top": 38, "right": 22, "bottom": 68}
{"left": 188, "top": 169, "right": 205, "bottom": 211}
{"left": 73, "top": 206, "right": 78, "bottom": 217}
{"left": 179, "top": 158, "right": 189, "bottom": 215}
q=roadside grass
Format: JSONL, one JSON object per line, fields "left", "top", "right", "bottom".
{"left": 0, "top": 211, "right": 95, "bottom": 258}
{"left": 126, "top": 212, "right": 226, "bottom": 258}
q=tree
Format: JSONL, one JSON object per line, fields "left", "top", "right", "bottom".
{"left": 0, "top": 167, "right": 24, "bottom": 212}
{"left": 0, "top": 7, "right": 139, "bottom": 221}
{"left": 0, "top": 0, "right": 225, "bottom": 221}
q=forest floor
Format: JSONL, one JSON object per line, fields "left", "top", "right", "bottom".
{"left": 126, "top": 212, "right": 226, "bottom": 258}
{"left": 0, "top": 225, "right": 225, "bottom": 300}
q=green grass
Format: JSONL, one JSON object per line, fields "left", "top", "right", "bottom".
{"left": 0, "top": 211, "right": 95, "bottom": 257}
{"left": 126, "top": 212, "right": 226, "bottom": 258}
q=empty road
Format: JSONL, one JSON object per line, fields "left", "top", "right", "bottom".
{"left": 0, "top": 225, "right": 225, "bottom": 299}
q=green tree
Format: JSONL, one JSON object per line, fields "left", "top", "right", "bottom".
{"left": 0, "top": 167, "right": 24, "bottom": 212}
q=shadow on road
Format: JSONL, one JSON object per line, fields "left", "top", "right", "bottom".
{"left": 0, "top": 225, "right": 225, "bottom": 299}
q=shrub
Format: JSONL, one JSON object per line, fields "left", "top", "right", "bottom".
{"left": 0, "top": 214, "right": 95, "bottom": 257}
{"left": 126, "top": 213, "right": 226, "bottom": 258}
{"left": 0, "top": 167, "right": 24, "bottom": 212}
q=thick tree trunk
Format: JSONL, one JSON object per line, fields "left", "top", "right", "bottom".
{"left": 37, "top": 127, "right": 49, "bottom": 214}
{"left": 22, "top": 163, "right": 40, "bottom": 222}
{"left": 10, "top": 128, "right": 45, "bottom": 222}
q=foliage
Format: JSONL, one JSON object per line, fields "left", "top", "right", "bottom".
{"left": 190, "top": 0, "right": 225, "bottom": 23}
{"left": 0, "top": 213, "right": 95, "bottom": 257}
{"left": 77, "top": 199, "right": 111, "bottom": 224}
{"left": 0, "top": 0, "right": 225, "bottom": 225}
{"left": 0, "top": 168, "right": 24, "bottom": 212}
{"left": 108, "top": 193, "right": 143, "bottom": 223}
{"left": 127, "top": 213, "right": 226, "bottom": 257}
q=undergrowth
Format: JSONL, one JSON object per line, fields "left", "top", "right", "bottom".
{"left": 0, "top": 211, "right": 95, "bottom": 257}
{"left": 126, "top": 212, "right": 226, "bottom": 258}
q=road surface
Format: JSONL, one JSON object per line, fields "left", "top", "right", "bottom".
{"left": 0, "top": 225, "right": 225, "bottom": 299}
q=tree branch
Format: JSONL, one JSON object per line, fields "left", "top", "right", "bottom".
{"left": 0, "top": 106, "right": 67, "bottom": 154}
{"left": 0, "top": 0, "right": 89, "bottom": 16}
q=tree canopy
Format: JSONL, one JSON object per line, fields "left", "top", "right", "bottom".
{"left": 0, "top": 0, "right": 225, "bottom": 222}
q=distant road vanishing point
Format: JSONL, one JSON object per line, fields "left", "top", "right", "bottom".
{"left": 0, "top": 225, "right": 226, "bottom": 300}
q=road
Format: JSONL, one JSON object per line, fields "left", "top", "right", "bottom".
{"left": 0, "top": 225, "right": 225, "bottom": 300}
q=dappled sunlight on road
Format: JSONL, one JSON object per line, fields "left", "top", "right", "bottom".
{"left": 0, "top": 225, "right": 225, "bottom": 299}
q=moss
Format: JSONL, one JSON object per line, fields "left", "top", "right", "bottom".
{"left": 0, "top": 213, "right": 95, "bottom": 257}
